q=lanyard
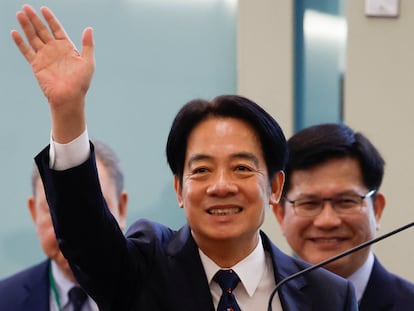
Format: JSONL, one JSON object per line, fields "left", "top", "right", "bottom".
{"left": 49, "top": 264, "right": 62, "bottom": 311}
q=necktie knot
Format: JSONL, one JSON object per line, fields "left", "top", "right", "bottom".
{"left": 214, "top": 269, "right": 240, "bottom": 293}
{"left": 68, "top": 286, "right": 88, "bottom": 311}
{"left": 213, "top": 269, "right": 242, "bottom": 311}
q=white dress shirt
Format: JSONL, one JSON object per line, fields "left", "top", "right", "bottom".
{"left": 347, "top": 251, "right": 375, "bottom": 302}
{"left": 199, "top": 235, "right": 282, "bottom": 311}
{"left": 49, "top": 130, "right": 90, "bottom": 170}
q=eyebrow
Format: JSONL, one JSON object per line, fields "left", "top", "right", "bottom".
{"left": 296, "top": 191, "right": 365, "bottom": 199}
{"left": 187, "top": 152, "right": 259, "bottom": 167}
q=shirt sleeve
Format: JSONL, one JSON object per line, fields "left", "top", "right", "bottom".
{"left": 49, "top": 129, "right": 91, "bottom": 170}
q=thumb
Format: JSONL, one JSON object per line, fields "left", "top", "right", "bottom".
{"left": 81, "top": 27, "right": 95, "bottom": 63}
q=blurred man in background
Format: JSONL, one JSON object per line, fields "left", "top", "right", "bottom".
{"left": 0, "top": 140, "right": 128, "bottom": 311}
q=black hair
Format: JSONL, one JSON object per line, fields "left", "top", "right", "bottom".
{"left": 166, "top": 95, "right": 287, "bottom": 185}
{"left": 283, "top": 122, "right": 385, "bottom": 195}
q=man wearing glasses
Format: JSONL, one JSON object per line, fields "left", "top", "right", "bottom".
{"left": 272, "top": 123, "right": 414, "bottom": 310}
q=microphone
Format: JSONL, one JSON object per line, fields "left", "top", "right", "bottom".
{"left": 267, "top": 221, "right": 414, "bottom": 311}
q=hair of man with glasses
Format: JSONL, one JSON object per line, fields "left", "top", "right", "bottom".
{"left": 273, "top": 122, "right": 414, "bottom": 309}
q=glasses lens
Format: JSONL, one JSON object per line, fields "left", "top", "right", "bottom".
{"left": 332, "top": 195, "right": 362, "bottom": 214}
{"left": 292, "top": 192, "right": 371, "bottom": 216}
{"left": 294, "top": 198, "right": 322, "bottom": 217}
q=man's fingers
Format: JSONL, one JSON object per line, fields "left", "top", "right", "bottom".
{"left": 22, "top": 5, "right": 53, "bottom": 45}
{"left": 40, "top": 6, "right": 69, "bottom": 41}
{"left": 10, "top": 30, "right": 35, "bottom": 63}
{"left": 15, "top": 10, "right": 45, "bottom": 52}
{"left": 13, "top": 5, "right": 94, "bottom": 69}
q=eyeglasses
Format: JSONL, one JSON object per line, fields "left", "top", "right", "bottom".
{"left": 284, "top": 189, "right": 377, "bottom": 217}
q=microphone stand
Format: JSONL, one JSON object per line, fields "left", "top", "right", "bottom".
{"left": 267, "top": 221, "right": 414, "bottom": 311}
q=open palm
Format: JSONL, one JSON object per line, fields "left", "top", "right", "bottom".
{"left": 11, "top": 5, "right": 95, "bottom": 109}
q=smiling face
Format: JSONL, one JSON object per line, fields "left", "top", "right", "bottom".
{"left": 174, "top": 117, "right": 284, "bottom": 265}
{"left": 28, "top": 159, "right": 128, "bottom": 281}
{"left": 273, "top": 157, "right": 385, "bottom": 277}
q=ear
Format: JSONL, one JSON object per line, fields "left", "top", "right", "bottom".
{"left": 174, "top": 176, "right": 184, "bottom": 208}
{"left": 272, "top": 202, "right": 286, "bottom": 228}
{"left": 27, "top": 196, "right": 37, "bottom": 223}
{"left": 117, "top": 191, "right": 128, "bottom": 231}
{"left": 269, "top": 170, "right": 285, "bottom": 207}
{"left": 373, "top": 191, "right": 386, "bottom": 227}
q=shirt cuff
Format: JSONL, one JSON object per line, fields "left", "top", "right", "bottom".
{"left": 49, "top": 129, "right": 90, "bottom": 170}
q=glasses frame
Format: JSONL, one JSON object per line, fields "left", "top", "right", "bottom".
{"left": 284, "top": 189, "right": 377, "bottom": 217}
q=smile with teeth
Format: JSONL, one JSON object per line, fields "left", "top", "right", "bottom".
{"left": 208, "top": 207, "right": 242, "bottom": 215}
{"left": 311, "top": 238, "right": 345, "bottom": 243}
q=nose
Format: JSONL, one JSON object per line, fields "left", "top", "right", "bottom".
{"left": 206, "top": 170, "right": 238, "bottom": 196}
{"left": 313, "top": 201, "right": 342, "bottom": 228}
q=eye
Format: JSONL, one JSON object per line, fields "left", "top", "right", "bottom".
{"left": 335, "top": 196, "right": 359, "bottom": 207}
{"left": 234, "top": 164, "right": 257, "bottom": 178}
{"left": 235, "top": 165, "right": 252, "bottom": 172}
{"left": 192, "top": 166, "right": 209, "bottom": 174}
{"left": 296, "top": 199, "right": 321, "bottom": 209}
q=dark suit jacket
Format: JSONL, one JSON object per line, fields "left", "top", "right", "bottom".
{"left": 35, "top": 145, "right": 357, "bottom": 311}
{"left": 0, "top": 260, "right": 51, "bottom": 311}
{"left": 359, "top": 257, "right": 414, "bottom": 311}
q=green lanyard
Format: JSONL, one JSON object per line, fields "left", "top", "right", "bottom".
{"left": 49, "top": 264, "right": 62, "bottom": 311}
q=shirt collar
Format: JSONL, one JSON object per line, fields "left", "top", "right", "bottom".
{"left": 199, "top": 235, "right": 266, "bottom": 297}
{"left": 51, "top": 260, "right": 78, "bottom": 308}
{"left": 347, "top": 252, "right": 375, "bottom": 301}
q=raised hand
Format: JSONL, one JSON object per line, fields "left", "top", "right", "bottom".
{"left": 11, "top": 4, "right": 95, "bottom": 142}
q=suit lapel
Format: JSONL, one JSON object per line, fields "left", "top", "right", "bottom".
{"left": 166, "top": 227, "right": 316, "bottom": 311}
{"left": 359, "top": 257, "right": 393, "bottom": 310}
{"left": 166, "top": 224, "right": 216, "bottom": 311}
{"left": 261, "top": 232, "right": 310, "bottom": 311}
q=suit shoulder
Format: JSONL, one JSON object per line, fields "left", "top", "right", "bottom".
{"left": 125, "top": 218, "right": 177, "bottom": 244}
{"left": 0, "top": 261, "right": 49, "bottom": 289}
{"left": 371, "top": 257, "right": 414, "bottom": 292}
{"left": 386, "top": 269, "right": 414, "bottom": 296}
{"left": 0, "top": 260, "right": 50, "bottom": 307}
{"left": 360, "top": 258, "right": 414, "bottom": 309}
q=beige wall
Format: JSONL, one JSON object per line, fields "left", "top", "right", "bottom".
{"left": 238, "top": 0, "right": 414, "bottom": 280}
{"left": 345, "top": 0, "right": 414, "bottom": 280}
{"left": 237, "top": 0, "right": 294, "bottom": 136}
